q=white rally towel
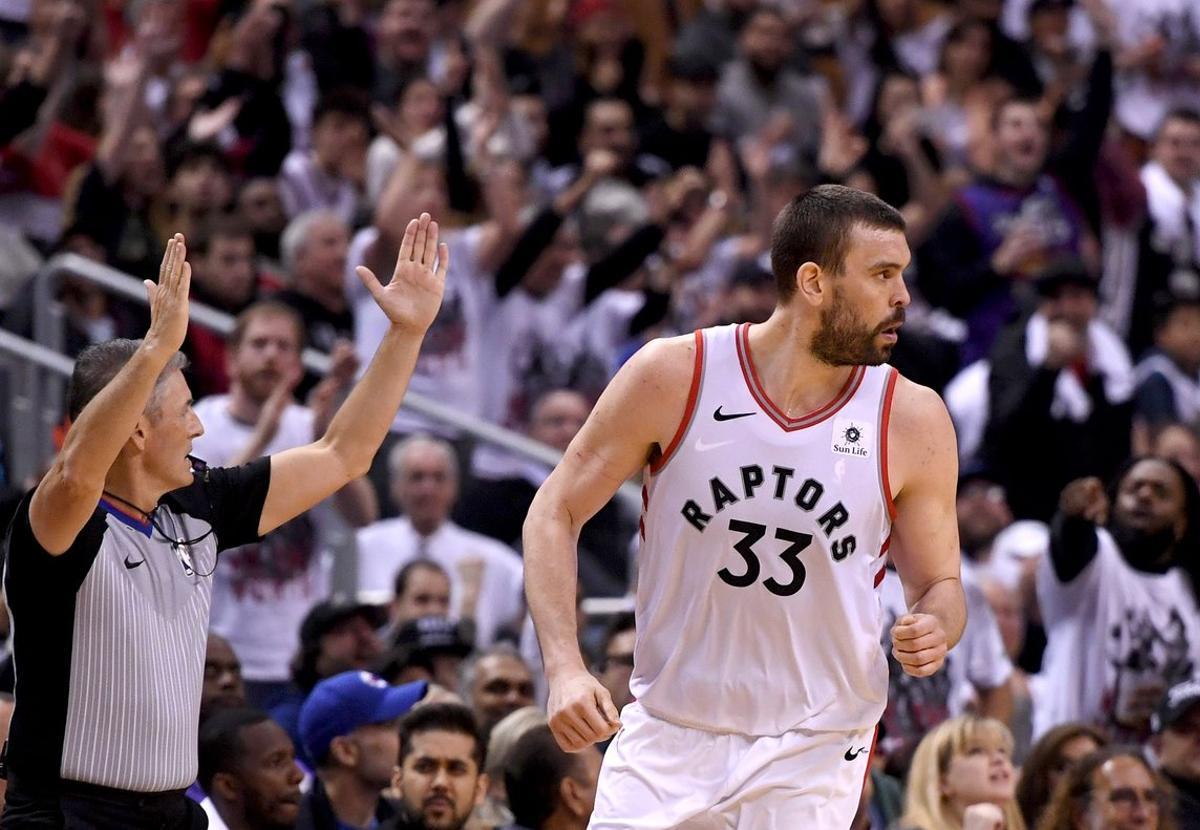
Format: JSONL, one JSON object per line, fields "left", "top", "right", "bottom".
{"left": 1025, "top": 313, "right": 1135, "bottom": 423}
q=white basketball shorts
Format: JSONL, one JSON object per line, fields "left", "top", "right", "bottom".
{"left": 588, "top": 703, "right": 877, "bottom": 830}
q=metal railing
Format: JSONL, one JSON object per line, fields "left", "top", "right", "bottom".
{"left": 8, "top": 254, "right": 637, "bottom": 613}
{"left": 0, "top": 328, "right": 74, "bottom": 487}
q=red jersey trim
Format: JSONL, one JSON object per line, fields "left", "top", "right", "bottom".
{"left": 880, "top": 368, "right": 900, "bottom": 522}
{"left": 649, "top": 330, "right": 705, "bottom": 474}
{"left": 735, "top": 323, "right": 865, "bottom": 432}
{"left": 874, "top": 535, "right": 891, "bottom": 587}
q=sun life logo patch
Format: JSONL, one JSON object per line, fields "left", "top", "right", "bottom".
{"left": 831, "top": 418, "right": 871, "bottom": 458}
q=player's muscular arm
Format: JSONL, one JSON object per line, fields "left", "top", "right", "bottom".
{"left": 887, "top": 377, "right": 966, "bottom": 677}
{"left": 524, "top": 334, "right": 695, "bottom": 751}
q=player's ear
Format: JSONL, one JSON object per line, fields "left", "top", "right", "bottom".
{"left": 794, "top": 261, "right": 826, "bottom": 308}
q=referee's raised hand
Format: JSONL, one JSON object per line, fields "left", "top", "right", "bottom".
{"left": 354, "top": 212, "right": 447, "bottom": 336}
{"left": 142, "top": 233, "right": 192, "bottom": 356}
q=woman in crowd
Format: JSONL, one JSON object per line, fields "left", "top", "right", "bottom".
{"left": 1016, "top": 722, "right": 1109, "bottom": 828}
{"left": 902, "top": 715, "right": 1027, "bottom": 830}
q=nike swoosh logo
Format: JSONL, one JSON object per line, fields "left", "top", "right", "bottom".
{"left": 713, "top": 407, "right": 755, "bottom": 422}
{"left": 844, "top": 747, "right": 867, "bottom": 761}
{"left": 694, "top": 437, "right": 736, "bottom": 452}
{"left": 123, "top": 556, "right": 144, "bottom": 570}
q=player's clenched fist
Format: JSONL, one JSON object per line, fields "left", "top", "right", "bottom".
{"left": 547, "top": 669, "right": 621, "bottom": 752}
{"left": 890, "top": 613, "right": 949, "bottom": 677}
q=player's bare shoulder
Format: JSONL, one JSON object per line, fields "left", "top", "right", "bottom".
{"left": 886, "top": 373, "right": 959, "bottom": 497}
{"left": 585, "top": 332, "right": 702, "bottom": 465}
{"left": 626, "top": 332, "right": 699, "bottom": 396}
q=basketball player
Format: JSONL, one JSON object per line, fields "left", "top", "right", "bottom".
{"left": 524, "top": 185, "right": 966, "bottom": 828}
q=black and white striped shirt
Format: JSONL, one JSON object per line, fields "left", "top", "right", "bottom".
{"left": 0, "top": 459, "right": 270, "bottom": 791}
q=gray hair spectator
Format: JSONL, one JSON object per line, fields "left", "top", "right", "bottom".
{"left": 355, "top": 435, "right": 525, "bottom": 649}
{"left": 275, "top": 210, "right": 353, "bottom": 356}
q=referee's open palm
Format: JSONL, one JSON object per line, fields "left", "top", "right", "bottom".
{"left": 354, "top": 212, "right": 447, "bottom": 335}
{"left": 143, "top": 233, "right": 192, "bottom": 355}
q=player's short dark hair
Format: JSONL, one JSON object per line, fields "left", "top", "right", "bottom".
{"left": 399, "top": 702, "right": 485, "bottom": 770}
{"left": 67, "top": 339, "right": 189, "bottom": 422}
{"left": 769, "top": 184, "right": 905, "bottom": 302}
{"left": 228, "top": 300, "right": 304, "bottom": 350}
{"left": 198, "top": 707, "right": 272, "bottom": 793}
{"left": 393, "top": 559, "right": 450, "bottom": 599}
{"left": 504, "top": 725, "right": 583, "bottom": 828}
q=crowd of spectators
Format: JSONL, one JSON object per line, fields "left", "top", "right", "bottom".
{"left": 1, "top": 0, "right": 1200, "bottom": 827}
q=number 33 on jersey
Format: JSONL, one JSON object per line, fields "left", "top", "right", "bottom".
{"left": 632, "top": 323, "right": 898, "bottom": 736}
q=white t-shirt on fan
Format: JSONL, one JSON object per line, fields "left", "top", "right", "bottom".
{"left": 1035, "top": 527, "right": 1200, "bottom": 739}
{"left": 192, "top": 396, "right": 332, "bottom": 683}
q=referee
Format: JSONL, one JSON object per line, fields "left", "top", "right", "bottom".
{"left": 0, "top": 215, "right": 449, "bottom": 828}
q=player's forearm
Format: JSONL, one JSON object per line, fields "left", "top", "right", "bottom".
{"left": 57, "top": 343, "right": 174, "bottom": 491}
{"left": 523, "top": 494, "right": 588, "bottom": 679}
{"left": 910, "top": 576, "right": 966, "bottom": 649}
{"left": 322, "top": 325, "right": 423, "bottom": 476}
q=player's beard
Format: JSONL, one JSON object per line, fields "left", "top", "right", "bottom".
{"left": 810, "top": 289, "right": 900, "bottom": 367}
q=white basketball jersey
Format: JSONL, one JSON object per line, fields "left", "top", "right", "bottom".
{"left": 631, "top": 323, "right": 898, "bottom": 736}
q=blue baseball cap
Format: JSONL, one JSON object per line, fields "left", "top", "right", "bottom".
{"left": 299, "top": 671, "right": 428, "bottom": 763}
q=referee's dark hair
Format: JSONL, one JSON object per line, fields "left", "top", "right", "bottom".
{"left": 504, "top": 725, "right": 584, "bottom": 829}
{"left": 67, "top": 339, "right": 189, "bottom": 421}
{"left": 400, "top": 702, "right": 484, "bottom": 770}
{"left": 198, "top": 707, "right": 272, "bottom": 793}
{"left": 770, "top": 185, "right": 905, "bottom": 303}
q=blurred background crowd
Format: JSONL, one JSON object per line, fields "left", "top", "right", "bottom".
{"left": 0, "top": 0, "right": 1199, "bottom": 827}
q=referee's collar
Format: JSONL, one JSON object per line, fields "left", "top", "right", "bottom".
{"left": 99, "top": 498, "right": 153, "bottom": 537}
